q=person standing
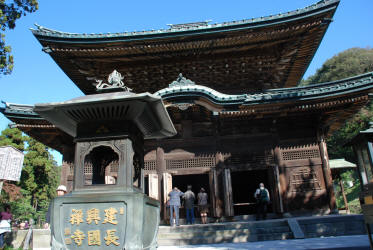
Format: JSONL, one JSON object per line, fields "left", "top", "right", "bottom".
{"left": 0, "top": 205, "right": 12, "bottom": 248}
{"left": 184, "top": 185, "right": 195, "bottom": 225}
{"left": 197, "top": 188, "right": 209, "bottom": 224}
{"left": 254, "top": 183, "right": 270, "bottom": 220}
{"left": 168, "top": 187, "right": 184, "bottom": 226}
{"left": 44, "top": 185, "right": 67, "bottom": 229}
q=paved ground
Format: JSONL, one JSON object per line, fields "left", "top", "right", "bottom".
{"left": 158, "top": 234, "right": 371, "bottom": 250}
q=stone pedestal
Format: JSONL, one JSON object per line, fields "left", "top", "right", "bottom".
{"left": 51, "top": 191, "right": 159, "bottom": 250}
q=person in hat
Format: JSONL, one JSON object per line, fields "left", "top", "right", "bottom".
{"left": 197, "top": 188, "right": 209, "bottom": 224}
{"left": 44, "top": 185, "right": 67, "bottom": 229}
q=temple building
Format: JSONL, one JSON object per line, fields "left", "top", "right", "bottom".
{"left": 2, "top": 0, "right": 373, "bottom": 220}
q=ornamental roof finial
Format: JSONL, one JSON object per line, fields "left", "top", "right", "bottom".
{"left": 169, "top": 74, "right": 195, "bottom": 88}
{"left": 95, "top": 70, "right": 132, "bottom": 93}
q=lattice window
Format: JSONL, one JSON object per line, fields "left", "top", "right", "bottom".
{"left": 226, "top": 152, "right": 274, "bottom": 165}
{"left": 84, "top": 162, "right": 93, "bottom": 174}
{"left": 144, "top": 160, "right": 156, "bottom": 170}
{"left": 282, "top": 149, "right": 320, "bottom": 161}
{"left": 167, "top": 160, "right": 184, "bottom": 169}
{"left": 200, "top": 157, "right": 216, "bottom": 168}
{"left": 166, "top": 157, "right": 215, "bottom": 169}
{"left": 290, "top": 168, "right": 322, "bottom": 192}
{"left": 110, "top": 161, "right": 119, "bottom": 173}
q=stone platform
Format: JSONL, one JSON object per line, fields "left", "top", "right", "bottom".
{"left": 158, "top": 214, "right": 366, "bottom": 246}
{"left": 6, "top": 214, "right": 367, "bottom": 249}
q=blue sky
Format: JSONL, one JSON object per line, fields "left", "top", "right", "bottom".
{"left": 0, "top": 0, "right": 372, "bottom": 165}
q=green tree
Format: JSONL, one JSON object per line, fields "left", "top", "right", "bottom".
{"left": 303, "top": 47, "right": 373, "bottom": 213}
{"left": 0, "top": 126, "right": 60, "bottom": 225}
{"left": 21, "top": 137, "right": 60, "bottom": 224}
{"left": 301, "top": 47, "right": 373, "bottom": 161}
{"left": 0, "top": 126, "right": 25, "bottom": 151}
{"left": 0, "top": 0, "right": 39, "bottom": 75}
{"left": 302, "top": 47, "right": 373, "bottom": 85}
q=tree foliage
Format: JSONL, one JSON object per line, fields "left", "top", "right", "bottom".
{"left": 0, "top": 126, "right": 25, "bottom": 150}
{"left": 0, "top": 0, "right": 38, "bottom": 75}
{"left": 302, "top": 47, "right": 373, "bottom": 85}
{"left": 327, "top": 104, "right": 373, "bottom": 162}
{"left": 301, "top": 47, "right": 373, "bottom": 162}
{"left": 0, "top": 126, "right": 60, "bottom": 225}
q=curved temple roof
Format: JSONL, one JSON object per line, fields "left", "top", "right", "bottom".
{"left": 1, "top": 72, "right": 372, "bottom": 152}
{"left": 32, "top": 0, "right": 338, "bottom": 39}
{"left": 156, "top": 72, "right": 373, "bottom": 108}
{"left": 31, "top": 0, "right": 339, "bottom": 95}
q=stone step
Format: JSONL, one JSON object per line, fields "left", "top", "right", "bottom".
{"left": 158, "top": 219, "right": 289, "bottom": 233}
{"left": 159, "top": 228, "right": 251, "bottom": 239}
{"left": 157, "top": 218, "right": 292, "bottom": 245}
{"left": 157, "top": 234, "right": 256, "bottom": 246}
{"left": 157, "top": 215, "right": 367, "bottom": 246}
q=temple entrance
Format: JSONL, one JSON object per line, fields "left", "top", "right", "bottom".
{"left": 172, "top": 173, "right": 210, "bottom": 218}
{"left": 231, "top": 169, "right": 271, "bottom": 215}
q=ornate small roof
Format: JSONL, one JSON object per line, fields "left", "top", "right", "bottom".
{"left": 33, "top": 91, "right": 177, "bottom": 139}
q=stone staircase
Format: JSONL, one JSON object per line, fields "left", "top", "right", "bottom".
{"left": 157, "top": 214, "right": 366, "bottom": 246}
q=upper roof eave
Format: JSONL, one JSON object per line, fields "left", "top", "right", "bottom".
{"left": 30, "top": 0, "right": 339, "bottom": 43}
{"left": 2, "top": 71, "right": 373, "bottom": 120}
{"left": 156, "top": 72, "right": 373, "bottom": 107}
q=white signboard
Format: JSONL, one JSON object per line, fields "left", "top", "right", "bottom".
{"left": 0, "top": 146, "right": 24, "bottom": 181}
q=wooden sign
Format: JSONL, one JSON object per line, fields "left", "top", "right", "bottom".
{"left": 0, "top": 146, "right": 24, "bottom": 181}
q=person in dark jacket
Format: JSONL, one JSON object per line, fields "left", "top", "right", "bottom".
{"left": 184, "top": 185, "right": 195, "bottom": 224}
{"left": 168, "top": 187, "right": 184, "bottom": 226}
{"left": 254, "top": 183, "right": 270, "bottom": 220}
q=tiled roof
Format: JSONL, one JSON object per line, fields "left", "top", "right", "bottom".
{"left": 31, "top": 0, "right": 339, "bottom": 40}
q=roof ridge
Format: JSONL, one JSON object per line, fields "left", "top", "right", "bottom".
{"left": 31, "top": 0, "right": 339, "bottom": 39}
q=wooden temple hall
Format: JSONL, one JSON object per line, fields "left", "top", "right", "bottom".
{"left": 2, "top": 0, "right": 373, "bottom": 219}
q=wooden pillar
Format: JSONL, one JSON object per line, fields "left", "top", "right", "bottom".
{"left": 156, "top": 147, "right": 168, "bottom": 220}
{"left": 355, "top": 145, "right": 368, "bottom": 186}
{"left": 273, "top": 146, "right": 284, "bottom": 214}
{"left": 209, "top": 152, "right": 223, "bottom": 218}
{"left": 319, "top": 137, "right": 337, "bottom": 213}
{"left": 339, "top": 177, "right": 350, "bottom": 214}
{"left": 222, "top": 168, "right": 234, "bottom": 216}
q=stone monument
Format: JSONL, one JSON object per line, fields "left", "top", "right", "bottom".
{"left": 34, "top": 70, "right": 176, "bottom": 249}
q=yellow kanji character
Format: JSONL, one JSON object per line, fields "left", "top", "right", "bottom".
{"left": 86, "top": 208, "right": 101, "bottom": 225}
{"left": 64, "top": 228, "right": 71, "bottom": 235}
{"left": 102, "top": 207, "right": 118, "bottom": 225}
{"left": 65, "top": 238, "right": 72, "bottom": 245}
{"left": 71, "top": 229, "right": 85, "bottom": 246}
{"left": 69, "top": 209, "right": 84, "bottom": 225}
{"left": 87, "top": 230, "right": 101, "bottom": 246}
{"left": 104, "top": 229, "right": 120, "bottom": 246}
